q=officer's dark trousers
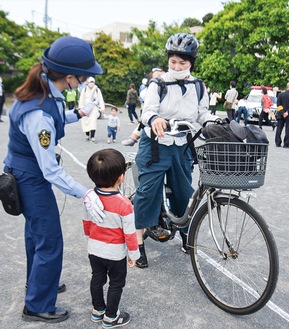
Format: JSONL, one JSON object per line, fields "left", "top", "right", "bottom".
{"left": 13, "top": 168, "right": 63, "bottom": 313}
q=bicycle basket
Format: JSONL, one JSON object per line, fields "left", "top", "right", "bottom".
{"left": 195, "top": 142, "right": 268, "bottom": 189}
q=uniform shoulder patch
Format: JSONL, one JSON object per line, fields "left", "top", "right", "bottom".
{"left": 38, "top": 129, "right": 51, "bottom": 149}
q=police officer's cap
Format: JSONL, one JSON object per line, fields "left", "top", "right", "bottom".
{"left": 42, "top": 36, "right": 103, "bottom": 76}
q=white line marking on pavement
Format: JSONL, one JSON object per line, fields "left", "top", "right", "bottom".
{"left": 57, "top": 144, "right": 86, "bottom": 169}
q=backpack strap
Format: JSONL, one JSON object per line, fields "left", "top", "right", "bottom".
{"left": 149, "top": 77, "right": 204, "bottom": 104}
{"left": 146, "top": 129, "right": 160, "bottom": 167}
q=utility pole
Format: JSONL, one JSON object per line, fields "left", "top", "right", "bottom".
{"left": 44, "top": 0, "right": 48, "bottom": 28}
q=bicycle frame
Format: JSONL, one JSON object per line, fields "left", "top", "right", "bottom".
{"left": 164, "top": 180, "right": 246, "bottom": 253}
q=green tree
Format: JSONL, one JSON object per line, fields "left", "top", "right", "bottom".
{"left": 0, "top": 10, "right": 65, "bottom": 92}
{"left": 15, "top": 22, "right": 65, "bottom": 74}
{"left": 181, "top": 18, "right": 202, "bottom": 27}
{"left": 196, "top": 0, "right": 289, "bottom": 95}
{"left": 92, "top": 32, "right": 142, "bottom": 104}
{"left": 0, "top": 10, "right": 27, "bottom": 73}
{"left": 202, "top": 13, "right": 214, "bottom": 24}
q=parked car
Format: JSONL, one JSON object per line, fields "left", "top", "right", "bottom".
{"left": 246, "top": 86, "right": 277, "bottom": 124}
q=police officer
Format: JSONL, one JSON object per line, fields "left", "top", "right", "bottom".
{"left": 275, "top": 82, "right": 289, "bottom": 148}
{"left": 3, "top": 36, "right": 105, "bottom": 323}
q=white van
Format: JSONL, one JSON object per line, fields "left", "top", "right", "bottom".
{"left": 246, "top": 86, "right": 277, "bottom": 123}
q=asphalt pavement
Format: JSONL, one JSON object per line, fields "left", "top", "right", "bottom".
{"left": 1, "top": 106, "right": 289, "bottom": 329}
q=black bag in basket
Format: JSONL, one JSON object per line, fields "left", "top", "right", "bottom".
{"left": 0, "top": 172, "right": 22, "bottom": 216}
{"left": 201, "top": 123, "right": 247, "bottom": 172}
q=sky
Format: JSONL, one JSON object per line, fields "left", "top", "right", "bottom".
{"left": 0, "top": 0, "right": 227, "bottom": 38}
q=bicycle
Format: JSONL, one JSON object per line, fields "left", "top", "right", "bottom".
{"left": 120, "top": 119, "right": 279, "bottom": 315}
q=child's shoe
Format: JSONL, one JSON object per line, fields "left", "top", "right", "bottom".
{"left": 107, "top": 138, "right": 111, "bottom": 144}
{"left": 121, "top": 137, "right": 138, "bottom": 147}
{"left": 91, "top": 308, "right": 106, "bottom": 323}
{"left": 102, "top": 311, "right": 130, "bottom": 328}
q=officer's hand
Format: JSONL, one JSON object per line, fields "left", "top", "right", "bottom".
{"left": 83, "top": 189, "right": 105, "bottom": 223}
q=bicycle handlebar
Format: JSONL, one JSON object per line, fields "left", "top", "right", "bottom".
{"left": 165, "top": 118, "right": 200, "bottom": 137}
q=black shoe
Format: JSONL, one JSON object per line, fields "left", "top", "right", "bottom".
{"left": 102, "top": 311, "right": 130, "bottom": 328}
{"left": 136, "top": 254, "right": 148, "bottom": 268}
{"left": 136, "top": 243, "right": 148, "bottom": 268}
{"left": 25, "top": 283, "right": 66, "bottom": 294}
{"left": 283, "top": 145, "right": 289, "bottom": 148}
{"left": 180, "top": 231, "right": 190, "bottom": 254}
{"left": 57, "top": 283, "right": 66, "bottom": 293}
{"left": 22, "top": 305, "right": 69, "bottom": 323}
{"left": 276, "top": 144, "right": 281, "bottom": 147}
{"left": 0, "top": 119, "right": 3, "bottom": 122}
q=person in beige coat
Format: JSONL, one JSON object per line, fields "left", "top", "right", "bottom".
{"left": 79, "top": 76, "right": 105, "bottom": 143}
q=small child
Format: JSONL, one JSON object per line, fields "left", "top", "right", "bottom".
{"left": 102, "top": 106, "right": 120, "bottom": 143}
{"left": 83, "top": 149, "right": 140, "bottom": 328}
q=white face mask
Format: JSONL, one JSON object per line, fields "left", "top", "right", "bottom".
{"left": 168, "top": 68, "right": 191, "bottom": 80}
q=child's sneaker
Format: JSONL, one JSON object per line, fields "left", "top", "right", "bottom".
{"left": 107, "top": 138, "right": 111, "bottom": 144}
{"left": 91, "top": 308, "right": 106, "bottom": 323}
{"left": 102, "top": 311, "right": 130, "bottom": 328}
{"left": 121, "top": 137, "right": 137, "bottom": 147}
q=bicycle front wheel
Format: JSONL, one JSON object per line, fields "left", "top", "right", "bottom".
{"left": 188, "top": 197, "right": 279, "bottom": 315}
{"left": 119, "top": 153, "right": 138, "bottom": 202}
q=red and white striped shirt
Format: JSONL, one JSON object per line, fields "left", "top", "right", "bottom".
{"left": 83, "top": 188, "right": 140, "bottom": 261}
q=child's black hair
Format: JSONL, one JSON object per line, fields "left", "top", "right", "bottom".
{"left": 87, "top": 148, "right": 126, "bottom": 188}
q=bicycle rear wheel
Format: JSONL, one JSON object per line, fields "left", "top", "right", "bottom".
{"left": 188, "top": 197, "right": 279, "bottom": 315}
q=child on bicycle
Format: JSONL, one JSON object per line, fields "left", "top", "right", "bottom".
{"left": 83, "top": 148, "right": 140, "bottom": 328}
{"left": 133, "top": 33, "right": 219, "bottom": 268}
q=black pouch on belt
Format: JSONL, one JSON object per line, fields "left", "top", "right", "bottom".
{"left": 0, "top": 171, "right": 22, "bottom": 216}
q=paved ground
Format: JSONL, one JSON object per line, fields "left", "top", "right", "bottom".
{"left": 0, "top": 106, "right": 289, "bottom": 329}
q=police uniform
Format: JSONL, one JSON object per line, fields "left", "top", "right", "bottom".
{"left": 275, "top": 89, "right": 289, "bottom": 147}
{"left": 4, "top": 79, "right": 87, "bottom": 313}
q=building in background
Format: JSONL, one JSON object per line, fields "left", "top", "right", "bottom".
{"left": 82, "top": 21, "right": 148, "bottom": 48}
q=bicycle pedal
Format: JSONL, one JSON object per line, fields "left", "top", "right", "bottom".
{"left": 158, "top": 235, "right": 170, "bottom": 239}
{"left": 151, "top": 228, "right": 171, "bottom": 237}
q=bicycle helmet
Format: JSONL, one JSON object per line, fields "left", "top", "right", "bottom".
{"left": 42, "top": 36, "right": 103, "bottom": 76}
{"left": 165, "top": 33, "right": 199, "bottom": 58}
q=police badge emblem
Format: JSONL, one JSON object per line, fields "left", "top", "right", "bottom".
{"left": 38, "top": 129, "right": 51, "bottom": 149}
